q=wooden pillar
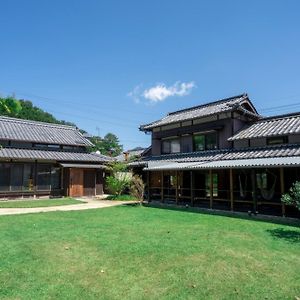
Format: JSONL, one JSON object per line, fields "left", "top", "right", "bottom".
{"left": 34, "top": 160, "right": 38, "bottom": 198}
{"left": 175, "top": 171, "right": 179, "bottom": 205}
{"left": 209, "top": 169, "right": 213, "bottom": 209}
{"left": 190, "top": 171, "right": 194, "bottom": 206}
{"left": 161, "top": 171, "right": 164, "bottom": 202}
{"left": 280, "top": 168, "right": 286, "bottom": 217}
{"left": 147, "top": 171, "right": 150, "bottom": 202}
{"left": 230, "top": 169, "right": 234, "bottom": 211}
{"left": 251, "top": 169, "right": 257, "bottom": 212}
{"left": 60, "top": 166, "right": 64, "bottom": 196}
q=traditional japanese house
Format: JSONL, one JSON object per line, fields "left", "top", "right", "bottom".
{"left": 134, "top": 93, "right": 300, "bottom": 217}
{"left": 0, "top": 116, "right": 112, "bottom": 199}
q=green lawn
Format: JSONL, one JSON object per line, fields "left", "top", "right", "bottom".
{"left": 0, "top": 206, "right": 299, "bottom": 299}
{"left": 0, "top": 197, "right": 84, "bottom": 208}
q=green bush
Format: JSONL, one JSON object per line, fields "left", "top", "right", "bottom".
{"left": 130, "top": 175, "right": 145, "bottom": 204}
{"left": 106, "top": 175, "right": 131, "bottom": 196}
{"left": 281, "top": 181, "right": 300, "bottom": 211}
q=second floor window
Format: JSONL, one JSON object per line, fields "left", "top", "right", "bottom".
{"left": 267, "top": 136, "right": 288, "bottom": 146}
{"left": 193, "top": 132, "right": 217, "bottom": 151}
{"left": 162, "top": 138, "right": 180, "bottom": 154}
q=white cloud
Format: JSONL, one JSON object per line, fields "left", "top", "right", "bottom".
{"left": 128, "top": 81, "right": 196, "bottom": 104}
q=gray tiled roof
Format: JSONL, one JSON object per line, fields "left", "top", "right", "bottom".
{"left": 0, "top": 116, "right": 93, "bottom": 146}
{"left": 145, "top": 157, "right": 300, "bottom": 171}
{"left": 140, "top": 94, "right": 260, "bottom": 130}
{"left": 129, "top": 144, "right": 300, "bottom": 167}
{"left": 229, "top": 113, "right": 300, "bottom": 141}
{"left": 0, "top": 147, "right": 112, "bottom": 163}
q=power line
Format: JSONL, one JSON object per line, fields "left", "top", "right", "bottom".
{"left": 46, "top": 109, "right": 138, "bottom": 129}
{"left": 259, "top": 103, "right": 300, "bottom": 113}
{"left": 3, "top": 88, "right": 300, "bottom": 128}
{"left": 5, "top": 89, "right": 158, "bottom": 117}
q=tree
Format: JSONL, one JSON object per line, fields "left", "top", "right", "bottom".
{"left": 90, "top": 133, "right": 123, "bottom": 156}
{"left": 281, "top": 181, "right": 300, "bottom": 211}
{"left": 0, "top": 97, "right": 22, "bottom": 116}
{"left": 102, "top": 133, "right": 123, "bottom": 156}
{"left": 0, "top": 96, "right": 76, "bottom": 126}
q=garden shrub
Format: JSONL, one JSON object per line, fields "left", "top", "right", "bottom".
{"left": 130, "top": 175, "right": 145, "bottom": 204}
{"left": 281, "top": 181, "right": 300, "bottom": 211}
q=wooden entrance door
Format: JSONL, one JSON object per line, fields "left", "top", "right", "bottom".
{"left": 83, "top": 170, "right": 96, "bottom": 196}
{"left": 69, "top": 169, "right": 84, "bottom": 197}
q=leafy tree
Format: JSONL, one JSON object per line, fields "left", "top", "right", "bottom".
{"left": 281, "top": 181, "right": 300, "bottom": 211}
{"left": 102, "top": 133, "right": 123, "bottom": 156}
{"left": 90, "top": 133, "right": 123, "bottom": 156}
{"left": 110, "top": 161, "right": 128, "bottom": 173}
{"left": 18, "top": 100, "right": 76, "bottom": 126}
{"left": 0, "top": 96, "right": 76, "bottom": 126}
{"left": 0, "top": 97, "right": 22, "bottom": 116}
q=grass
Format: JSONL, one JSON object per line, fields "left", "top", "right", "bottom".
{"left": 106, "top": 194, "right": 138, "bottom": 201}
{"left": 0, "top": 205, "right": 299, "bottom": 299}
{"left": 0, "top": 197, "right": 84, "bottom": 208}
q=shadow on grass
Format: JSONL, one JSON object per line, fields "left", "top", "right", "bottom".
{"left": 267, "top": 228, "right": 300, "bottom": 243}
{"left": 138, "top": 202, "right": 300, "bottom": 227}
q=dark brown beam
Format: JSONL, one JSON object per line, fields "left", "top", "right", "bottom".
{"left": 230, "top": 168, "right": 234, "bottom": 211}
{"left": 190, "top": 171, "right": 194, "bottom": 206}
{"left": 251, "top": 169, "right": 257, "bottom": 212}
{"left": 209, "top": 169, "right": 213, "bottom": 209}
{"left": 147, "top": 171, "right": 150, "bottom": 202}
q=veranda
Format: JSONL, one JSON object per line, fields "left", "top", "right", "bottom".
{"left": 146, "top": 167, "right": 300, "bottom": 218}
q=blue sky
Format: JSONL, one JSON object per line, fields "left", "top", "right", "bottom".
{"left": 0, "top": 0, "right": 300, "bottom": 150}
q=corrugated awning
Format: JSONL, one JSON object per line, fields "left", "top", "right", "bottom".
{"left": 60, "top": 163, "right": 107, "bottom": 169}
{"left": 144, "top": 156, "right": 300, "bottom": 171}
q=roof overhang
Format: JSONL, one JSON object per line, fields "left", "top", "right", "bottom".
{"left": 60, "top": 163, "right": 107, "bottom": 169}
{"left": 144, "top": 156, "right": 300, "bottom": 171}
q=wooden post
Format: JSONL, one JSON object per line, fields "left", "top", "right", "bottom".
{"left": 60, "top": 166, "right": 64, "bottom": 197}
{"left": 175, "top": 171, "right": 179, "bottom": 205}
{"left": 209, "top": 169, "right": 213, "bottom": 209}
{"left": 161, "top": 171, "right": 164, "bottom": 202}
{"left": 147, "top": 171, "right": 150, "bottom": 202}
{"left": 280, "top": 168, "right": 285, "bottom": 217}
{"left": 251, "top": 169, "right": 257, "bottom": 212}
{"left": 34, "top": 160, "right": 38, "bottom": 198}
{"left": 230, "top": 169, "right": 234, "bottom": 211}
{"left": 190, "top": 171, "right": 194, "bottom": 206}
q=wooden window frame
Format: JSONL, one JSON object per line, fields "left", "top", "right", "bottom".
{"left": 193, "top": 132, "right": 218, "bottom": 151}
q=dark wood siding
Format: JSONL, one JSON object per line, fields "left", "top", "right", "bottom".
{"left": 84, "top": 170, "right": 96, "bottom": 196}
{"left": 95, "top": 170, "right": 104, "bottom": 195}
{"left": 152, "top": 118, "right": 235, "bottom": 153}
{"left": 63, "top": 168, "right": 70, "bottom": 196}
